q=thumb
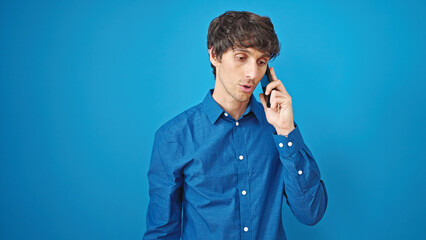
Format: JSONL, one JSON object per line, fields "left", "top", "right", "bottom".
{"left": 259, "top": 93, "right": 267, "bottom": 109}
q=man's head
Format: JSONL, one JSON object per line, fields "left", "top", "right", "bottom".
{"left": 207, "top": 11, "right": 280, "bottom": 78}
{"left": 207, "top": 11, "right": 280, "bottom": 103}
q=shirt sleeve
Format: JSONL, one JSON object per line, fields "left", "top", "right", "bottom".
{"left": 272, "top": 122, "right": 328, "bottom": 226}
{"left": 143, "top": 130, "right": 183, "bottom": 239}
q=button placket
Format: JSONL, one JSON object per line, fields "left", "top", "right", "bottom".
{"left": 233, "top": 120, "right": 251, "bottom": 239}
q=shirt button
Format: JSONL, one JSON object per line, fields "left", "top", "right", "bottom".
{"left": 244, "top": 227, "right": 248, "bottom": 232}
{"left": 239, "top": 155, "right": 244, "bottom": 160}
{"left": 224, "top": 112, "right": 228, "bottom": 117}
{"left": 298, "top": 170, "right": 303, "bottom": 175}
{"left": 288, "top": 141, "right": 293, "bottom": 147}
{"left": 242, "top": 190, "right": 247, "bottom": 195}
{"left": 279, "top": 143, "right": 284, "bottom": 148}
{"left": 235, "top": 121, "right": 239, "bottom": 126}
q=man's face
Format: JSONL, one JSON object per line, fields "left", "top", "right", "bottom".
{"left": 210, "top": 47, "right": 270, "bottom": 103}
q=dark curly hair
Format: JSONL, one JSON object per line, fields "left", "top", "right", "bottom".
{"left": 207, "top": 11, "right": 281, "bottom": 78}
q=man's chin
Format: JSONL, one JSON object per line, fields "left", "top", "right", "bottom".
{"left": 234, "top": 93, "right": 252, "bottom": 102}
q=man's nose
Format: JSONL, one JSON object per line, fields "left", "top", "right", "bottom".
{"left": 244, "top": 61, "right": 259, "bottom": 80}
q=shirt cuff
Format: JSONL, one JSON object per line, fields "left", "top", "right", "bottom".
{"left": 272, "top": 123, "right": 305, "bottom": 158}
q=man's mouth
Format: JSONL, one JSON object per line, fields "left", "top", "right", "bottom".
{"left": 239, "top": 84, "right": 254, "bottom": 93}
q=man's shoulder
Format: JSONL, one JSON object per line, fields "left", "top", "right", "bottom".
{"left": 155, "top": 102, "right": 204, "bottom": 139}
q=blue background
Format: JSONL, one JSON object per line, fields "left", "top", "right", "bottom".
{"left": 1, "top": 0, "right": 425, "bottom": 239}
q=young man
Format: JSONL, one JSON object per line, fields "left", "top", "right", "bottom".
{"left": 143, "top": 11, "right": 327, "bottom": 240}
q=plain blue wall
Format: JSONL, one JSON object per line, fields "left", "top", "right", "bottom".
{"left": 1, "top": 0, "right": 425, "bottom": 239}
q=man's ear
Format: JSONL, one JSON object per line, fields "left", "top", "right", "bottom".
{"left": 208, "top": 48, "right": 219, "bottom": 67}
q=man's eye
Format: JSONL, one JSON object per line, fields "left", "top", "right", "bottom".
{"left": 258, "top": 61, "right": 266, "bottom": 65}
{"left": 236, "top": 55, "right": 246, "bottom": 61}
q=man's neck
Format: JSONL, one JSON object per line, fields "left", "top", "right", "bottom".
{"left": 212, "top": 90, "right": 250, "bottom": 120}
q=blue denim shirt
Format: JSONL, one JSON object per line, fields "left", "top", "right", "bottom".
{"left": 143, "top": 90, "right": 327, "bottom": 240}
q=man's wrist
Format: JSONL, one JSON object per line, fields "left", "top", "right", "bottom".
{"left": 276, "top": 125, "right": 296, "bottom": 137}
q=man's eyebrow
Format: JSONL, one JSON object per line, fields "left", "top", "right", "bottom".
{"left": 232, "top": 47, "right": 270, "bottom": 59}
{"left": 233, "top": 47, "right": 250, "bottom": 53}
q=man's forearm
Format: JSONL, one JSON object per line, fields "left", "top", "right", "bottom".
{"left": 273, "top": 124, "right": 328, "bottom": 225}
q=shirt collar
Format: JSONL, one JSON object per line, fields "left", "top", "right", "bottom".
{"left": 202, "top": 89, "right": 263, "bottom": 124}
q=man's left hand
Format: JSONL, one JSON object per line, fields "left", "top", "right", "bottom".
{"left": 259, "top": 67, "right": 295, "bottom": 137}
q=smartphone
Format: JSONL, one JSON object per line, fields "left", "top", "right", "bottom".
{"left": 260, "top": 65, "right": 273, "bottom": 108}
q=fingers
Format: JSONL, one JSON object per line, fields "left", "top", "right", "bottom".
{"left": 260, "top": 92, "right": 287, "bottom": 110}
{"left": 269, "top": 90, "right": 292, "bottom": 110}
{"left": 265, "top": 82, "right": 290, "bottom": 99}
{"left": 263, "top": 68, "right": 292, "bottom": 111}
{"left": 264, "top": 68, "right": 289, "bottom": 96}
{"left": 269, "top": 90, "right": 280, "bottom": 111}
{"left": 270, "top": 67, "right": 279, "bottom": 81}
{"left": 265, "top": 81, "right": 285, "bottom": 95}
